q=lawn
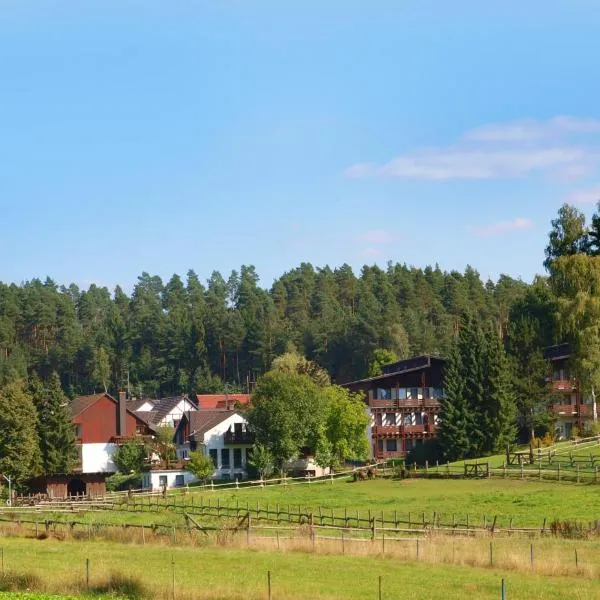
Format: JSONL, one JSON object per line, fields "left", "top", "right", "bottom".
{"left": 5, "top": 477, "right": 599, "bottom": 530}
{"left": 0, "top": 536, "right": 599, "bottom": 600}
{"left": 196, "top": 477, "right": 598, "bottom": 527}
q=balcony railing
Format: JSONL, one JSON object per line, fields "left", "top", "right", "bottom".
{"left": 373, "top": 424, "right": 436, "bottom": 436}
{"left": 224, "top": 431, "right": 255, "bottom": 445}
{"left": 549, "top": 379, "right": 577, "bottom": 392}
{"left": 552, "top": 403, "right": 592, "bottom": 416}
{"left": 374, "top": 450, "right": 405, "bottom": 460}
{"left": 370, "top": 399, "right": 441, "bottom": 409}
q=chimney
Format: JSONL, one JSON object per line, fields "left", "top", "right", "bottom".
{"left": 117, "top": 390, "right": 127, "bottom": 437}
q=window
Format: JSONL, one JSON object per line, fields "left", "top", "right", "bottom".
{"left": 221, "top": 448, "right": 230, "bottom": 468}
{"left": 415, "top": 413, "right": 423, "bottom": 425}
{"left": 376, "top": 412, "right": 383, "bottom": 426}
{"left": 377, "top": 439, "right": 384, "bottom": 452}
{"left": 175, "top": 475, "right": 184, "bottom": 487}
{"left": 386, "top": 439, "right": 397, "bottom": 452}
{"left": 74, "top": 424, "right": 82, "bottom": 438}
{"left": 234, "top": 422, "right": 243, "bottom": 435}
{"left": 398, "top": 388, "right": 407, "bottom": 400}
{"left": 385, "top": 413, "right": 396, "bottom": 426}
{"left": 209, "top": 449, "right": 218, "bottom": 467}
{"left": 233, "top": 448, "right": 243, "bottom": 469}
{"left": 180, "top": 449, "right": 188, "bottom": 459}
{"left": 159, "top": 475, "right": 168, "bottom": 488}
{"left": 404, "top": 414, "right": 413, "bottom": 425}
{"left": 377, "top": 388, "right": 391, "bottom": 400}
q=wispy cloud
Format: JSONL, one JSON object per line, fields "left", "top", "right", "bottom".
{"left": 469, "top": 217, "right": 534, "bottom": 237}
{"left": 464, "top": 116, "right": 600, "bottom": 142}
{"left": 565, "top": 185, "right": 600, "bottom": 205}
{"left": 345, "top": 116, "right": 600, "bottom": 181}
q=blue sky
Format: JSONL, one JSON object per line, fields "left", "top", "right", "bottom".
{"left": 2, "top": 1, "right": 600, "bottom": 292}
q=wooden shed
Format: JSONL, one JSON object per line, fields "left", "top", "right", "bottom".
{"left": 26, "top": 473, "right": 108, "bottom": 498}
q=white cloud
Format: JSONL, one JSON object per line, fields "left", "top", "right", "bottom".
{"left": 469, "top": 217, "right": 534, "bottom": 237}
{"left": 345, "top": 116, "right": 600, "bottom": 181}
{"left": 565, "top": 185, "right": 600, "bottom": 205}
{"left": 464, "top": 116, "right": 600, "bottom": 142}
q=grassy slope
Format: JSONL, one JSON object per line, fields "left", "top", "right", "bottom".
{"left": 0, "top": 537, "right": 599, "bottom": 600}
{"left": 200, "top": 478, "right": 598, "bottom": 526}
{"left": 7, "top": 478, "right": 599, "bottom": 529}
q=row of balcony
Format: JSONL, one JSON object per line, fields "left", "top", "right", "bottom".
{"left": 552, "top": 403, "right": 593, "bottom": 416}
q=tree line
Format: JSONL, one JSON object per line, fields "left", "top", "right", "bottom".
{"left": 0, "top": 262, "right": 529, "bottom": 398}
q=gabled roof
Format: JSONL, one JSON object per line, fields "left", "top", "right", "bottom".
{"left": 544, "top": 343, "right": 571, "bottom": 361}
{"left": 196, "top": 394, "right": 251, "bottom": 410}
{"left": 182, "top": 409, "right": 240, "bottom": 443}
{"left": 126, "top": 398, "right": 155, "bottom": 412}
{"left": 70, "top": 394, "right": 107, "bottom": 418}
{"left": 135, "top": 395, "right": 198, "bottom": 426}
{"left": 342, "top": 355, "right": 446, "bottom": 387}
{"left": 70, "top": 393, "right": 157, "bottom": 432}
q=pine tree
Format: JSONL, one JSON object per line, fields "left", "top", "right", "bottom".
{"left": 0, "top": 380, "right": 41, "bottom": 487}
{"left": 438, "top": 343, "right": 472, "bottom": 461}
{"left": 33, "top": 372, "right": 78, "bottom": 474}
{"left": 459, "top": 313, "right": 487, "bottom": 455}
{"left": 482, "top": 329, "right": 517, "bottom": 452}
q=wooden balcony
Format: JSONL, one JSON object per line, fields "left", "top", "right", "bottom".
{"left": 375, "top": 450, "right": 405, "bottom": 460}
{"left": 224, "top": 431, "right": 255, "bottom": 445}
{"left": 373, "top": 424, "right": 436, "bottom": 436}
{"left": 552, "top": 404, "right": 592, "bottom": 416}
{"left": 370, "top": 399, "right": 441, "bottom": 409}
{"left": 549, "top": 380, "right": 577, "bottom": 392}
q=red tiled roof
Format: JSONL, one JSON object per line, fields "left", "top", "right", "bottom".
{"left": 196, "top": 394, "right": 250, "bottom": 410}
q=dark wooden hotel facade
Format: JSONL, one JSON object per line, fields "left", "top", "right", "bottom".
{"left": 344, "top": 355, "right": 445, "bottom": 460}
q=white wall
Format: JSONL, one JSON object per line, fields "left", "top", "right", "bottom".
{"left": 202, "top": 413, "right": 250, "bottom": 480}
{"left": 143, "top": 470, "right": 198, "bottom": 491}
{"left": 81, "top": 443, "right": 118, "bottom": 473}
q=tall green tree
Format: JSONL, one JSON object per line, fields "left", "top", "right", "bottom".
{"left": 0, "top": 380, "right": 41, "bottom": 487}
{"left": 32, "top": 372, "right": 78, "bottom": 474}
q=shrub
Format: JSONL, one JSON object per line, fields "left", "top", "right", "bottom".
{"left": 106, "top": 473, "right": 142, "bottom": 492}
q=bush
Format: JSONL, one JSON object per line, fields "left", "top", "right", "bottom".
{"left": 533, "top": 432, "right": 555, "bottom": 448}
{"left": 406, "top": 439, "right": 442, "bottom": 466}
{"left": 106, "top": 473, "right": 142, "bottom": 492}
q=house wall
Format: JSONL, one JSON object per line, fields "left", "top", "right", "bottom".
{"left": 81, "top": 442, "right": 118, "bottom": 473}
{"left": 203, "top": 413, "right": 250, "bottom": 480}
{"left": 74, "top": 395, "right": 140, "bottom": 442}
{"left": 142, "top": 470, "right": 198, "bottom": 491}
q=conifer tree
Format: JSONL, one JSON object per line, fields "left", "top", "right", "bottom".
{"left": 483, "top": 329, "right": 517, "bottom": 452}
{"left": 0, "top": 380, "right": 41, "bottom": 487}
{"left": 33, "top": 372, "right": 78, "bottom": 474}
{"left": 437, "top": 344, "right": 472, "bottom": 461}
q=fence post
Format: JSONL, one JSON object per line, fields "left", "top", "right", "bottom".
{"left": 501, "top": 578, "right": 506, "bottom": 600}
{"left": 171, "top": 556, "right": 175, "bottom": 600}
{"left": 530, "top": 543, "right": 534, "bottom": 569}
{"left": 595, "top": 466, "right": 599, "bottom": 483}
{"left": 86, "top": 558, "right": 90, "bottom": 589}
{"left": 1, "top": 547, "right": 3, "bottom": 576}
{"left": 416, "top": 538, "right": 420, "bottom": 560}
{"left": 558, "top": 463, "right": 561, "bottom": 482}
{"left": 489, "top": 541, "right": 493, "bottom": 566}
{"left": 267, "top": 571, "right": 272, "bottom": 600}
{"left": 520, "top": 463, "right": 524, "bottom": 479}
{"left": 575, "top": 549, "right": 579, "bottom": 569}
{"left": 577, "top": 465, "right": 580, "bottom": 484}
{"left": 378, "top": 575, "right": 382, "bottom": 600}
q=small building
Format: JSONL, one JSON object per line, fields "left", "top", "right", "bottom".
{"left": 544, "top": 343, "right": 597, "bottom": 439}
{"left": 174, "top": 409, "right": 254, "bottom": 480}
{"left": 27, "top": 473, "right": 108, "bottom": 498}
{"left": 71, "top": 392, "right": 155, "bottom": 474}
{"left": 344, "top": 355, "right": 445, "bottom": 460}
{"left": 141, "top": 469, "right": 198, "bottom": 491}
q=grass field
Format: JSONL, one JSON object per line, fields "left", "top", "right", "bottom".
{"left": 5, "top": 477, "right": 600, "bottom": 530}
{"left": 196, "top": 477, "right": 598, "bottom": 526}
{"left": 1, "top": 536, "right": 600, "bottom": 599}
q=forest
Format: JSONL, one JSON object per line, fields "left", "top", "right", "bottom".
{"left": 0, "top": 202, "right": 597, "bottom": 409}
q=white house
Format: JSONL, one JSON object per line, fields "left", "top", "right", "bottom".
{"left": 174, "top": 409, "right": 254, "bottom": 481}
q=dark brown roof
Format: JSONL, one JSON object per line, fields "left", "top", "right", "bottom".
{"left": 70, "top": 393, "right": 111, "bottom": 418}
{"left": 137, "top": 395, "right": 197, "bottom": 426}
{"left": 126, "top": 398, "right": 155, "bottom": 412}
{"left": 185, "top": 410, "right": 238, "bottom": 443}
